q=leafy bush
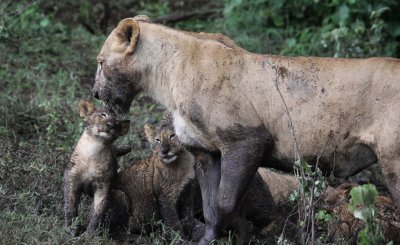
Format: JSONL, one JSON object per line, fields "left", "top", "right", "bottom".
{"left": 348, "top": 184, "right": 391, "bottom": 245}
{"left": 219, "top": 0, "right": 400, "bottom": 57}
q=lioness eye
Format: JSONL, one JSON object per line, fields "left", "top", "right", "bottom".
{"left": 170, "top": 134, "right": 175, "bottom": 139}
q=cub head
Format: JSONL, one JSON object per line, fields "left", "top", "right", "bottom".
{"left": 93, "top": 16, "right": 149, "bottom": 114}
{"left": 78, "top": 100, "right": 130, "bottom": 142}
{"left": 144, "top": 114, "right": 182, "bottom": 164}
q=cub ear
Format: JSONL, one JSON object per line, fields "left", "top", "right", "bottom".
{"left": 78, "top": 100, "right": 95, "bottom": 117}
{"left": 115, "top": 18, "right": 140, "bottom": 55}
{"left": 144, "top": 124, "right": 155, "bottom": 143}
{"left": 117, "top": 120, "right": 131, "bottom": 136}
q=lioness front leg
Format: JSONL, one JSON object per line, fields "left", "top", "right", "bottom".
{"left": 193, "top": 151, "right": 222, "bottom": 245}
{"left": 217, "top": 142, "right": 265, "bottom": 245}
{"left": 86, "top": 185, "right": 109, "bottom": 235}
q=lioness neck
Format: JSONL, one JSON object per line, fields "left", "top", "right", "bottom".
{"left": 137, "top": 22, "right": 249, "bottom": 110}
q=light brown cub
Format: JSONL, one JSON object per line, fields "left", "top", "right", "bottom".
{"left": 64, "top": 100, "right": 130, "bottom": 236}
{"left": 115, "top": 114, "right": 196, "bottom": 237}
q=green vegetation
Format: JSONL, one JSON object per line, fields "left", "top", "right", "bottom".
{"left": 220, "top": 0, "right": 400, "bottom": 57}
{"left": 1, "top": 0, "right": 399, "bottom": 244}
{"left": 348, "top": 184, "right": 391, "bottom": 245}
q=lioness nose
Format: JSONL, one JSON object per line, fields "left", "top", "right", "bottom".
{"left": 92, "top": 88, "right": 100, "bottom": 99}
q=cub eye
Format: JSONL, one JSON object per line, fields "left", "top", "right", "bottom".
{"left": 100, "top": 113, "right": 107, "bottom": 118}
{"left": 170, "top": 134, "right": 175, "bottom": 139}
{"left": 155, "top": 138, "right": 161, "bottom": 143}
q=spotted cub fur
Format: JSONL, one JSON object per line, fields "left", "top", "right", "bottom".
{"left": 64, "top": 100, "right": 130, "bottom": 236}
{"left": 115, "top": 114, "right": 196, "bottom": 237}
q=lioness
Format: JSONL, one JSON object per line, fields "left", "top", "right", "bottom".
{"left": 92, "top": 16, "right": 400, "bottom": 244}
{"left": 64, "top": 100, "right": 130, "bottom": 236}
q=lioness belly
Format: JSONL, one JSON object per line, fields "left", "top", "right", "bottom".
{"left": 173, "top": 111, "right": 218, "bottom": 151}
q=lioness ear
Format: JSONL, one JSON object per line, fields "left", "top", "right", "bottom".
{"left": 144, "top": 124, "right": 155, "bottom": 142}
{"left": 118, "top": 120, "right": 131, "bottom": 136}
{"left": 115, "top": 18, "right": 140, "bottom": 55}
{"left": 79, "top": 100, "right": 95, "bottom": 117}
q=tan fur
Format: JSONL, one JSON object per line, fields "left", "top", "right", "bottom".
{"left": 115, "top": 117, "right": 195, "bottom": 236}
{"left": 257, "top": 168, "right": 298, "bottom": 207}
{"left": 323, "top": 183, "right": 400, "bottom": 243}
{"left": 92, "top": 17, "right": 400, "bottom": 243}
{"left": 64, "top": 100, "right": 130, "bottom": 236}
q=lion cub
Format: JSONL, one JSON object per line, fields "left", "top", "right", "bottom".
{"left": 116, "top": 114, "right": 196, "bottom": 237}
{"left": 64, "top": 100, "right": 130, "bottom": 236}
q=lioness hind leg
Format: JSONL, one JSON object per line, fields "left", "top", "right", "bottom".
{"left": 375, "top": 125, "right": 400, "bottom": 211}
{"left": 333, "top": 143, "right": 377, "bottom": 178}
{"left": 379, "top": 156, "right": 400, "bottom": 210}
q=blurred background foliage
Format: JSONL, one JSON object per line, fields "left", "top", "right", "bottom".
{"left": 6, "top": 0, "right": 398, "bottom": 57}
{"left": 0, "top": 0, "right": 399, "bottom": 243}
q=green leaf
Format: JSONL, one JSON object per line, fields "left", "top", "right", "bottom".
{"left": 287, "top": 38, "right": 296, "bottom": 48}
{"left": 338, "top": 4, "right": 349, "bottom": 22}
{"left": 40, "top": 18, "right": 50, "bottom": 28}
{"left": 324, "top": 213, "right": 332, "bottom": 222}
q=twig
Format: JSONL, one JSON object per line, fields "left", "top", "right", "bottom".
{"left": 265, "top": 59, "right": 333, "bottom": 245}
{"left": 99, "top": 1, "right": 110, "bottom": 34}
{"left": 263, "top": 60, "right": 301, "bottom": 160}
{"left": 264, "top": 59, "right": 308, "bottom": 243}
{"left": 153, "top": 9, "right": 219, "bottom": 24}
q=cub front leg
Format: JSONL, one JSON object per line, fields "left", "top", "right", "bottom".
{"left": 86, "top": 184, "right": 110, "bottom": 235}
{"left": 113, "top": 144, "right": 132, "bottom": 157}
{"left": 158, "top": 193, "right": 185, "bottom": 235}
{"left": 177, "top": 180, "right": 199, "bottom": 239}
{"left": 63, "top": 170, "right": 81, "bottom": 236}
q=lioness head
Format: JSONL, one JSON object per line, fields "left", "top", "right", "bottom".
{"left": 144, "top": 114, "right": 182, "bottom": 164}
{"left": 93, "top": 17, "right": 147, "bottom": 114}
{"left": 79, "top": 100, "right": 130, "bottom": 141}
